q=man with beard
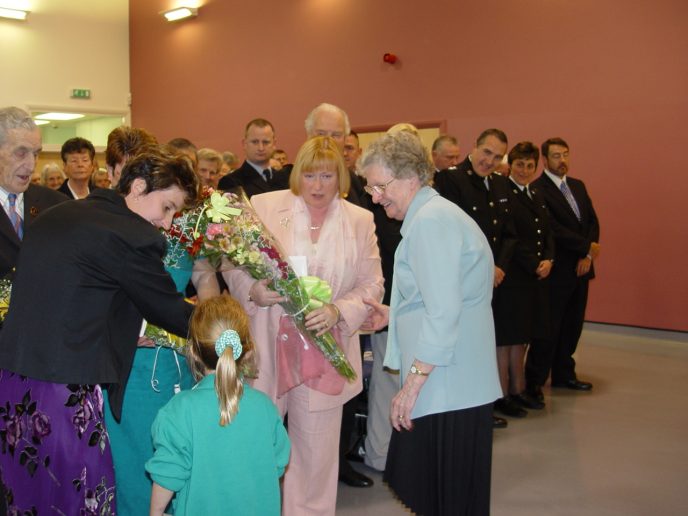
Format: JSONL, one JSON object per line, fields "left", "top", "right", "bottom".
{"left": 526, "top": 137, "right": 600, "bottom": 398}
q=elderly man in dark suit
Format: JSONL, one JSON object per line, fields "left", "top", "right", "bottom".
{"left": 526, "top": 137, "right": 600, "bottom": 396}
{"left": 218, "top": 118, "right": 288, "bottom": 197}
{"left": 0, "top": 106, "right": 68, "bottom": 280}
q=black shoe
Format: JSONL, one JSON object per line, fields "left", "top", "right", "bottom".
{"left": 493, "top": 415, "right": 508, "bottom": 429}
{"left": 495, "top": 397, "right": 528, "bottom": 418}
{"left": 338, "top": 468, "right": 374, "bottom": 487}
{"left": 512, "top": 392, "right": 545, "bottom": 410}
{"left": 552, "top": 379, "right": 593, "bottom": 391}
{"left": 345, "top": 449, "right": 364, "bottom": 463}
{"left": 526, "top": 385, "right": 545, "bottom": 403}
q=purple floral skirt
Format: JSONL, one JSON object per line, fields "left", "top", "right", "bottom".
{"left": 0, "top": 370, "right": 116, "bottom": 515}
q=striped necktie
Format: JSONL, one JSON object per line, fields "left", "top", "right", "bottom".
{"left": 7, "top": 193, "right": 23, "bottom": 239}
{"left": 560, "top": 181, "right": 581, "bottom": 221}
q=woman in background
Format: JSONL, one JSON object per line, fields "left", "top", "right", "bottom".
{"left": 40, "top": 162, "right": 66, "bottom": 190}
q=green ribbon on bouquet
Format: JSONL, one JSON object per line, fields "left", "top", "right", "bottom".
{"left": 144, "top": 324, "right": 188, "bottom": 354}
{"left": 299, "top": 276, "right": 333, "bottom": 310}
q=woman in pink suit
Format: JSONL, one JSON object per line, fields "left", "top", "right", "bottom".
{"left": 224, "top": 136, "right": 383, "bottom": 515}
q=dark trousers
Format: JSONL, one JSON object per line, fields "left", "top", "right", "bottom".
{"left": 526, "top": 278, "right": 589, "bottom": 386}
{"left": 339, "top": 335, "right": 365, "bottom": 473}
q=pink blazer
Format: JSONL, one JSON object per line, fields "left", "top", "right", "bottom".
{"left": 224, "top": 190, "right": 384, "bottom": 412}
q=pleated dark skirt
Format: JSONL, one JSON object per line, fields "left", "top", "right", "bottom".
{"left": 0, "top": 370, "right": 116, "bottom": 514}
{"left": 384, "top": 403, "right": 493, "bottom": 516}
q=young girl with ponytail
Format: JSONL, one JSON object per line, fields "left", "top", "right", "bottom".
{"left": 146, "top": 295, "right": 290, "bottom": 515}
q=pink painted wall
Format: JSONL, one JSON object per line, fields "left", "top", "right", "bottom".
{"left": 130, "top": 0, "right": 688, "bottom": 331}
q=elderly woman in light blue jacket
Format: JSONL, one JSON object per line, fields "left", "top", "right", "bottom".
{"left": 360, "top": 131, "right": 502, "bottom": 516}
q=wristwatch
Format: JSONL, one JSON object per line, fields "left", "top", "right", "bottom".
{"left": 409, "top": 364, "right": 428, "bottom": 376}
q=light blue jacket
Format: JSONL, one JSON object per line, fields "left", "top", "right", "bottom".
{"left": 384, "top": 187, "right": 502, "bottom": 418}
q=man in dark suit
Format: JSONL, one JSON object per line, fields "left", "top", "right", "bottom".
{"left": 218, "top": 118, "right": 288, "bottom": 197}
{"left": 342, "top": 130, "right": 367, "bottom": 207}
{"left": 434, "top": 128, "right": 518, "bottom": 428}
{"left": 527, "top": 137, "right": 600, "bottom": 395}
{"left": 0, "top": 107, "right": 69, "bottom": 279}
{"left": 431, "top": 135, "right": 461, "bottom": 172}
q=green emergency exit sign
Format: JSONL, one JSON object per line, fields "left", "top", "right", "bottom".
{"left": 71, "top": 89, "right": 91, "bottom": 99}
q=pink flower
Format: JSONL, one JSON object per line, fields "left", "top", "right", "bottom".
{"left": 205, "top": 224, "right": 224, "bottom": 240}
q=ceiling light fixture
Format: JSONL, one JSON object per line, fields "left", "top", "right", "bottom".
{"left": 35, "top": 112, "right": 85, "bottom": 121}
{"left": 34, "top": 120, "right": 50, "bottom": 126}
{"left": 162, "top": 6, "right": 198, "bottom": 22}
{"left": 0, "top": 7, "right": 29, "bottom": 20}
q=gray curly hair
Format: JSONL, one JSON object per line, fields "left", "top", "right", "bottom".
{"left": 0, "top": 107, "right": 37, "bottom": 147}
{"left": 359, "top": 131, "right": 434, "bottom": 186}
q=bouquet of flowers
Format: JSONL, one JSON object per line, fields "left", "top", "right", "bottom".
{"left": 0, "top": 271, "right": 12, "bottom": 323}
{"left": 161, "top": 188, "right": 356, "bottom": 381}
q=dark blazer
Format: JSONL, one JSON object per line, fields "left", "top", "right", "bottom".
{"left": 532, "top": 173, "right": 599, "bottom": 284}
{"left": 57, "top": 178, "right": 92, "bottom": 199}
{"left": 434, "top": 157, "right": 518, "bottom": 270}
{"left": 345, "top": 170, "right": 368, "bottom": 209}
{"left": 0, "top": 184, "right": 68, "bottom": 278}
{"left": 218, "top": 160, "right": 289, "bottom": 198}
{"left": 0, "top": 189, "right": 193, "bottom": 420}
{"left": 501, "top": 180, "right": 555, "bottom": 287}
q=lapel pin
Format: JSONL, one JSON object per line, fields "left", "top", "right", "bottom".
{"left": 30, "top": 206, "right": 38, "bottom": 216}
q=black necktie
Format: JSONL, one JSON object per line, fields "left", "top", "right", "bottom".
{"left": 262, "top": 169, "right": 272, "bottom": 182}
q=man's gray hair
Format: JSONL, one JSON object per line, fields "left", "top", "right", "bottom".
{"left": 304, "top": 103, "right": 351, "bottom": 137}
{"left": 359, "top": 131, "right": 434, "bottom": 186}
{"left": 197, "top": 148, "right": 222, "bottom": 166}
{"left": 0, "top": 107, "right": 37, "bottom": 147}
{"left": 432, "top": 135, "right": 458, "bottom": 152}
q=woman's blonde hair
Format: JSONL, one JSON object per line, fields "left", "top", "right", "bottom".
{"left": 289, "top": 136, "right": 350, "bottom": 197}
{"left": 187, "top": 295, "right": 258, "bottom": 426}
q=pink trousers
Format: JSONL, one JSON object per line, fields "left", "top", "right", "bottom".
{"left": 276, "top": 384, "right": 343, "bottom": 516}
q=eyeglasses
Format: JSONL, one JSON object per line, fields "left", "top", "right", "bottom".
{"left": 364, "top": 178, "right": 395, "bottom": 196}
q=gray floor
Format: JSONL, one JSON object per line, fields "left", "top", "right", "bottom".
{"left": 336, "top": 324, "right": 688, "bottom": 515}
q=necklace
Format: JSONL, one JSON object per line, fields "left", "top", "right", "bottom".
{"left": 310, "top": 225, "right": 321, "bottom": 230}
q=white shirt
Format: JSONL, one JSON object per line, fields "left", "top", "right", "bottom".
{"left": 247, "top": 160, "right": 271, "bottom": 180}
{"left": 543, "top": 169, "right": 567, "bottom": 189}
{"left": 0, "top": 187, "right": 24, "bottom": 222}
